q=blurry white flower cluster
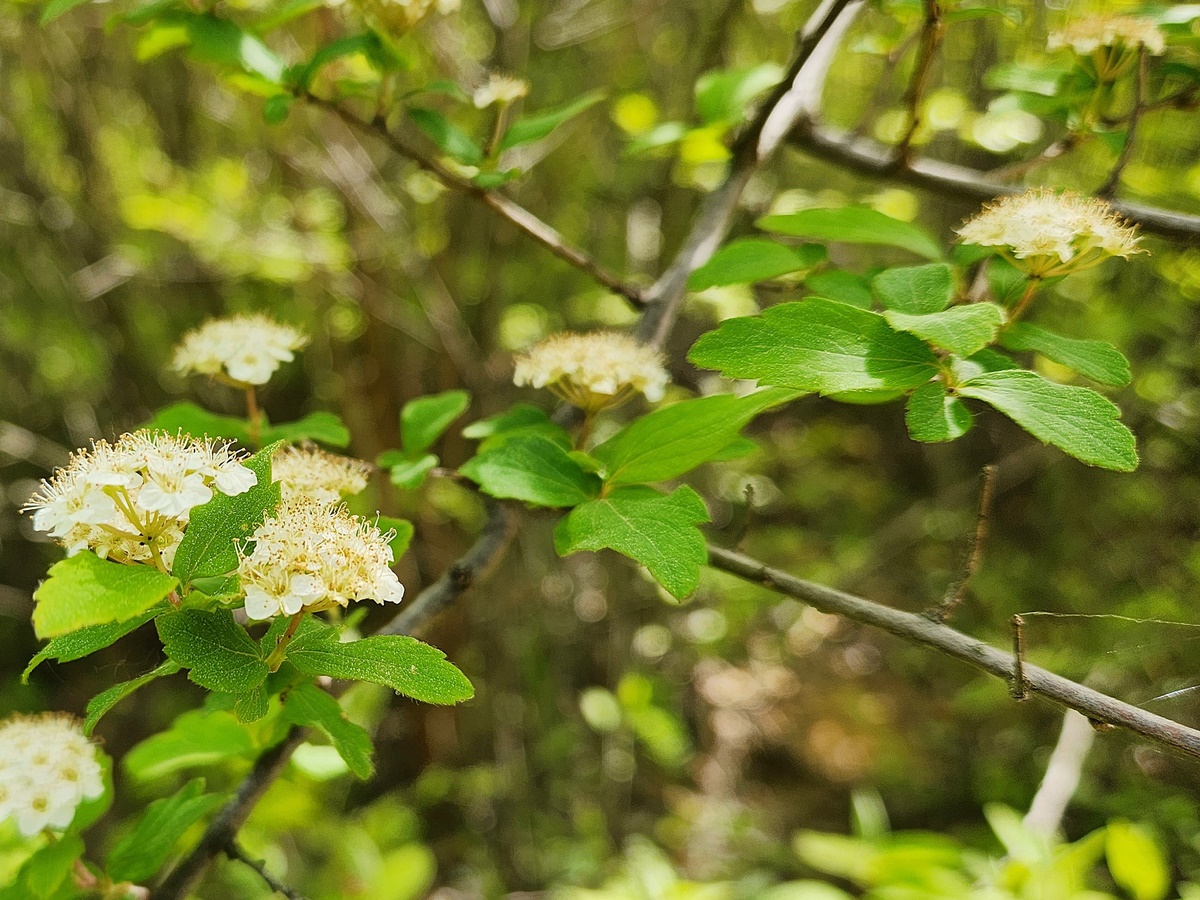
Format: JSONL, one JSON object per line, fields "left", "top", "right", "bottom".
{"left": 273, "top": 445, "right": 372, "bottom": 504}
{"left": 172, "top": 314, "right": 308, "bottom": 386}
{"left": 513, "top": 331, "right": 669, "bottom": 413}
{"left": 474, "top": 73, "right": 529, "bottom": 108}
{"left": 25, "top": 431, "right": 257, "bottom": 570}
{"left": 1049, "top": 15, "right": 1165, "bottom": 58}
{"left": 0, "top": 714, "right": 104, "bottom": 837}
{"left": 237, "top": 497, "right": 404, "bottom": 620}
{"left": 956, "top": 189, "right": 1142, "bottom": 278}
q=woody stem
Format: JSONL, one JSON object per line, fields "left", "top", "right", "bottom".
{"left": 265, "top": 611, "right": 306, "bottom": 672}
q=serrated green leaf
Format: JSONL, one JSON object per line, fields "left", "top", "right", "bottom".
{"left": 376, "top": 516, "right": 414, "bottom": 560}
{"left": 124, "top": 709, "right": 257, "bottom": 781}
{"left": 463, "top": 404, "right": 573, "bottom": 451}
{"left": 145, "top": 401, "right": 252, "bottom": 444}
{"left": 408, "top": 107, "right": 483, "bottom": 165}
{"left": 402, "top": 389, "right": 471, "bottom": 454}
{"left": 85, "top": 660, "right": 181, "bottom": 735}
{"left": 32, "top": 552, "right": 179, "bottom": 639}
{"left": 460, "top": 434, "right": 601, "bottom": 507}
{"left": 872, "top": 263, "right": 956, "bottom": 314}
{"left": 757, "top": 208, "right": 943, "bottom": 260}
{"left": 287, "top": 626, "right": 474, "bottom": 704}
{"left": 17, "top": 834, "right": 83, "bottom": 899}
{"left": 1000, "top": 322, "right": 1131, "bottom": 387}
{"left": 171, "top": 442, "right": 281, "bottom": 585}
{"left": 157, "top": 609, "right": 268, "bottom": 693}
{"left": 261, "top": 411, "right": 351, "bottom": 447}
{"left": 23, "top": 606, "right": 165, "bottom": 682}
{"left": 884, "top": 303, "right": 1004, "bottom": 357}
{"left": 1106, "top": 820, "right": 1169, "bottom": 900}
{"left": 107, "top": 779, "right": 225, "bottom": 883}
{"left": 233, "top": 684, "right": 269, "bottom": 723}
{"left": 498, "top": 90, "right": 605, "bottom": 151}
{"left": 283, "top": 683, "right": 374, "bottom": 779}
{"left": 805, "top": 269, "right": 874, "bottom": 308}
{"left": 688, "top": 298, "right": 938, "bottom": 395}
{"left": 906, "top": 381, "right": 973, "bottom": 442}
{"left": 593, "top": 388, "right": 798, "bottom": 488}
{"left": 554, "top": 485, "right": 710, "bottom": 600}
{"left": 957, "top": 370, "right": 1138, "bottom": 471}
{"left": 687, "top": 239, "right": 825, "bottom": 290}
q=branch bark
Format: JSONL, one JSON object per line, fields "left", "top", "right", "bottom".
{"left": 790, "top": 122, "right": 1200, "bottom": 241}
{"left": 637, "top": 0, "right": 865, "bottom": 347}
{"left": 706, "top": 544, "right": 1200, "bottom": 760}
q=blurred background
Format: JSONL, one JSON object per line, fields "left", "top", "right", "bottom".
{"left": 4, "top": 0, "right": 1200, "bottom": 896}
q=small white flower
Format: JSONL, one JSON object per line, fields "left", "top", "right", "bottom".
{"left": 0, "top": 714, "right": 105, "bottom": 838}
{"left": 172, "top": 314, "right": 308, "bottom": 386}
{"left": 237, "top": 497, "right": 404, "bottom": 620}
{"left": 474, "top": 73, "right": 530, "bottom": 108}
{"left": 513, "top": 331, "right": 669, "bottom": 413}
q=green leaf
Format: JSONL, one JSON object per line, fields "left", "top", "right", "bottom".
{"left": 906, "top": 381, "right": 973, "bottom": 443}
{"left": 805, "top": 269, "right": 874, "bottom": 308}
{"left": 23, "top": 606, "right": 164, "bottom": 681}
{"left": 688, "top": 298, "right": 938, "bottom": 395}
{"left": 687, "top": 239, "right": 825, "bottom": 290}
{"left": 291, "top": 32, "right": 387, "bottom": 89}
{"left": 287, "top": 626, "right": 474, "bottom": 704}
{"left": 884, "top": 303, "right": 1004, "bottom": 358}
{"left": 402, "top": 389, "right": 471, "bottom": 454}
{"left": 408, "top": 107, "right": 483, "bottom": 165}
{"left": 157, "top": 609, "right": 269, "bottom": 693}
{"left": 757, "top": 208, "right": 943, "bottom": 260}
{"left": 695, "top": 64, "right": 782, "bottom": 124}
{"left": 956, "top": 370, "right": 1138, "bottom": 471}
{"left": 380, "top": 452, "right": 439, "bottom": 489}
{"left": 188, "top": 573, "right": 241, "bottom": 601}
{"left": 261, "top": 411, "right": 351, "bottom": 447}
{"left": 107, "top": 779, "right": 225, "bottom": 883}
{"left": 999, "top": 322, "right": 1131, "bottom": 387}
{"left": 554, "top": 485, "right": 710, "bottom": 600}
{"left": 262, "top": 93, "right": 292, "bottom": 124}
{"left": 144, "top": 401, "right": 252, "bottom": 444}
{"left": 872, "top": 263, "right": 956, "bottom": 314}
{"left": 462, "top": 404, "right": 572, "bottom": 452}
{"left": 40, "top": 0, "right": 91, "bottom": 24}
{"left": 85, "top": 660, "right": 181, "bottom": 736}
{"left": 233, "top": 685, "right": 269, "bottom": 723}
{"left": 282, "top": 683, "right": 374, "bottom": 779}
{"left": 171, "top": 442, "right": 282, "bottom": 585}
{"left": 16, "top": 835, "right": 83, "bottom": 899}
{"left": 498, "top": 90, "right": 605, "bottom": 151}
{"left": 124, "top": 709, "right": 257, "bottom": 781}
{"left": 32, "top": 552, "right": 179, "bottom": 639}
{"left": 1106, "top": 820, "right": 1169, "bottom": 900}
{"left": 147, "top": 11, "right": 286, "bottom": 82}
{"left": 460, "top": 434, "right": 601, "bottom": 507}
{"left": 593, "top": 388, "right": 798, "bottom": 488}
{"left": 376, "top": 516, "right": 415, "bottom": 559}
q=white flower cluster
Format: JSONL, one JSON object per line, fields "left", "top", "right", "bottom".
{"left": 273, "top": 445, "right": 372, "bottom": 504}
{"left": 25, "top": 431, "right": 257, "bottom": 569}
{"left": 173, "top": 314, "right": 308, "bottom": 386}
{"left": 237, "top": 497, "right": 404, "bottom": 620}
{"left": 351, "top": 0, "right": 459, "bottom": 38}
{"left": 1049, "top": 15, "right": 1166, "bottom": 58}
{"left": 955, "top": 189, "right": 1142, "bottom": 278}
{"left": 474, "top": 73, "right": 529, "bottom": 109}
{"left": 0, "top": 714, "right": 104, "bottom": 837}
{"left": 513, "top": 332, "right": 669, "bottom": 413}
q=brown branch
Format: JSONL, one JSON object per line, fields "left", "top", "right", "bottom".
{"left": 927, "top": 462, "right": 996, "bottom": 622}
{"left": 637, "top": 0, "right": 864, "bottom": 347}
{"left": 789, "top": 122, "right": 1200, "bottom": 241}
{"left": 894, "top": 0, "right": 943, "bottom": 166}
{"left": 149, "top": 502, "right": 520, "bottom": 900}
{"left": 1099, "top": 47, "right": 1146, "bottom": 198}
{"left": 225, "top": 841, "right": 308, "bottom": 900}
{"left": 308, "top": 96, "right": 645, "bottom": 307}
{"left": 706, "top": 544, "right": 1200, "bottom": 760}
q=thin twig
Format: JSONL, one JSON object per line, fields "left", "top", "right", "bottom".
{"left": 308, "top": 97, "right": 645, "bottom": 306}
{"left": 706, "top": 544, "right": 1200, "bottom": 758}
{"left": 226, "top": 841, "right": 308, "bottom": 900}
{"left": 1011, "top": 614, "right": 1027, "bottom": 701}
{"left": 1099, "top": 47, "right": 1146, "bottom": 198}
{"left": 788, "top": 122, "right": 1200, "bottom": 240}
{"left": 637, "top": 0, "right": 864, "bottom": 348}
{"left": 894, "top": 0, "right": 943, "bottom": 166}
{"left": 927, "top": 462, "right": 996, "bottom": 622}
{"left": 990, "top": 132, "right": 1086, "bottom": 182}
